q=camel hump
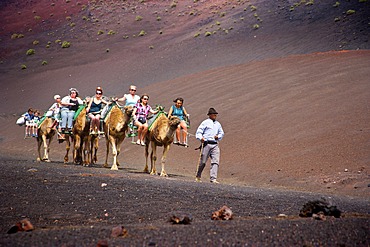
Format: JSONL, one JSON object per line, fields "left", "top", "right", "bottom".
{"left": 102, "top": 102, "right": 121, "bottom": 121}
{"left": 148, "top": 112, "right": 167, "bottom": 131}
{"left": 37, "top": 115, "right": 47, "bottom": 128}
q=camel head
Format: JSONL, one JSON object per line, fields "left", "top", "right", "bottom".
{"left": 168, "top": 116, "right": 181, "bottom": 128}
{"left": 123, "top": 105, "right": 134, "bottom": 118}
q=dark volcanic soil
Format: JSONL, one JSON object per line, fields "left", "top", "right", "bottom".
{"left": 0, "top": 159, "right": 368, "bottom": 246}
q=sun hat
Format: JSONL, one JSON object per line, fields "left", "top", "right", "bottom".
{"left": 54, "top": 94, "right": 61, "bottom": 100}
{"left": 207, "top": 108, "right": 218, "bottom": 115}
{"left": 69, "top": 88, "right": 79, "bottom": 96}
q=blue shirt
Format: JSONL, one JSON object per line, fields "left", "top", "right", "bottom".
{"left": 171, "top": 105, "right": 184, "bottom": 120}
{"left": 196, "top": 118, "right": 224, "bottom": 142}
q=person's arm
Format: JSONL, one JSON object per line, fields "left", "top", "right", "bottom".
{"left": 61, "top": 96, "right": 75, "bottom": 106}
{"left": 116, "top": 94, "right": 126, "bottom": 102}
{"left": 195, "top": 121, "right": 206, "bottom": 142}
{"left": 132, "top": 107, "right": 137, "bottom": 121}
{"left": 77, "top": 97, "right": 84, "bottom": 105}
{"left": 168, "top": 105, "right": 173, "bottom": 117}
{"left": 183, "top": 106, "right": 189, "bottom": 117}
{"left": 149, "top": 106, "right": 158, "bottom": 114}
{"left": 216, "top": 123, "right": 224, "bottom": 141}
{"left": 86, "top": 97, "right": 93, "bottom": 113}
{"left": 102, "top": 98, "right": 110, "bottom": 105}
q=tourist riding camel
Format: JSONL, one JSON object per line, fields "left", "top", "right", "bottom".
{"left": 115, "top": 84, "right": 140, "bottom": 107}
{"left": 60, "top": 88, "right": 83, "bottom": 135}
{"left": 168, "top": 97, "right": 190, "bottom": 146}
{"left": 86, "top": 86, "right": 109, "bottom": 135}
{"left": 132, "top": 94, "right": 158, "bottom": 146}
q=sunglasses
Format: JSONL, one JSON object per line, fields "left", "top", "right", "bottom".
{"left": 142, "top": 98, "right": 149, "bottom": 100}
{"left": 96, "top": 92, "right": 102, "bottom": 95}
{"left": 130, "top": 89, "right": 136, "bottom": 91}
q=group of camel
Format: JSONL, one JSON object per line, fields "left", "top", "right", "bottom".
{"left": 36, "top": 103, "right": 181, "bottom": 176}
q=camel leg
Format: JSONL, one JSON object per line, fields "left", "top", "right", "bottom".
{"left": 64, "top": 135, "right": 70, "bottom": 163}
{"left": 104, "top": 136, "right": 110, "bottom": 168}
{"left": 42, "top": 134, "right": 50, "bottom": 162}
{"left": 116, "top": 137, "right": 124, "bottom": 167}
{"left": 150, "top": 142, "right": 157, "bottom": 175}
{"left": 74, "top": 135, "right": 83, "bottom": 165}
{"left": 110, "top": 136, "right": 118, "bottom": 170}
{"left": 160, "top": 144, "right": 170, "bottom": 177}
{"left": 73, "top": 135, "right": 79, "bottom": 164}
{"left": 144, "top": 140, "right": 150, "bottom": 173}
{"left": 36, "top": 136, "right": 43, "bottom": 162}
{"left": 92, "top": 136, "right": 98, "bottom": 164}
{"left": 83, "top": 136, "right": 90, "bottom": 166}
{"left": 45, "top": 135, "right": 54, "bottom": 162}
{"left": 90, "top": 136, "right": 94, "bottom": 164}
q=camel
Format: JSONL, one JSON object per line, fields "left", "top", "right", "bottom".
{"left": 144, "top": 113, "right": 181, "bottom": 176}
{"left": 103, "top": 104, "right": 134, "bottom": 170}
{"left": 36, "top": 117, "right": 56, "bottom": 162}
{"left": 63, "top": 106, "right": 90, "bottom": 165}
{"left": 73, "top": 106, "right": 90, "bottom": 165}
{"left": 89, "top": 133, "right": 99, "bottom": 164}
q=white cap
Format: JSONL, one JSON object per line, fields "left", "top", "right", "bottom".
{"left": 54, "top": 94, "right": 61, "bottom": 100}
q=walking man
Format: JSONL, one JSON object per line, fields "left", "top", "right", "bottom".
{"left": 195, "top": 108, "right": 224, "bottom": 183}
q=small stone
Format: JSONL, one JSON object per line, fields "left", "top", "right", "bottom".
{"left": 97, "top": 239, "right": 108, "bottom": 247}
{"left": 111, "top": 225, "right": 128, "bottom": 238}
{"left": 212, "top": 205, "right": 233, "bottom": 220}
{"left": 169, "top": 212, "right": 193, "bottom": 224}
{"left": 7, "top": 219, "right": 34, "bottom": 234}
{"left": 277, "top": 214, "right": 288, "bottom": 218}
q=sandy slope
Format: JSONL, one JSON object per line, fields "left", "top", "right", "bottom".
{"left": 1, "top": 50, "right": 369, "bottom": 199}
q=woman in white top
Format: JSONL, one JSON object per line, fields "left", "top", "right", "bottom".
{"left": 115, "top": 85, "right": 140, "bottom": 106}
{"left": 60, "top": 88, "right": 83, "bottom": 133}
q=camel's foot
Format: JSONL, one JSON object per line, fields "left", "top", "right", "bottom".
{"left": 36, "top": 157, "right": 41, "bottom": 162}
{"left": 74, "top": 158, "right": 82, "bottom": 165}
{"left": 64, "top": 158, "right": 68, "bottom": 164}
{"left": 150, "top": 170, "right": 157, "bottom": 175}
{"left": 111, "top": 164, "right": 118, "bottom": 171}
{"left": 42, "top": 158, "right": 51, "bottom": 163}
{"left": 160, "top": 171, "right": 168, "bottom": 177}
{"left": 143, "top": 167, "right": 149, "bottom": 173}
{"left": 103, "top": 163, "right": 109, "bottom": 168}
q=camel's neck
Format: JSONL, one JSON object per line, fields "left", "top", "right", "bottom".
{"left": 75, "top": 109, "right": 86, "bottom": 129}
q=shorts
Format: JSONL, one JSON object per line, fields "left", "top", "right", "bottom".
{"left": 137, "top": 116, "right": 146, "bottom": 124}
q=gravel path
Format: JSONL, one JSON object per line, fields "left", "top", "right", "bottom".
{"left": 0, "top": 159, "right": 368, "bottom": 246}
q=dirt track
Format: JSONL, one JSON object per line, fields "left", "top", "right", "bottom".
{"left": 0, "top": 158, "right": 368, "bottom": 246}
